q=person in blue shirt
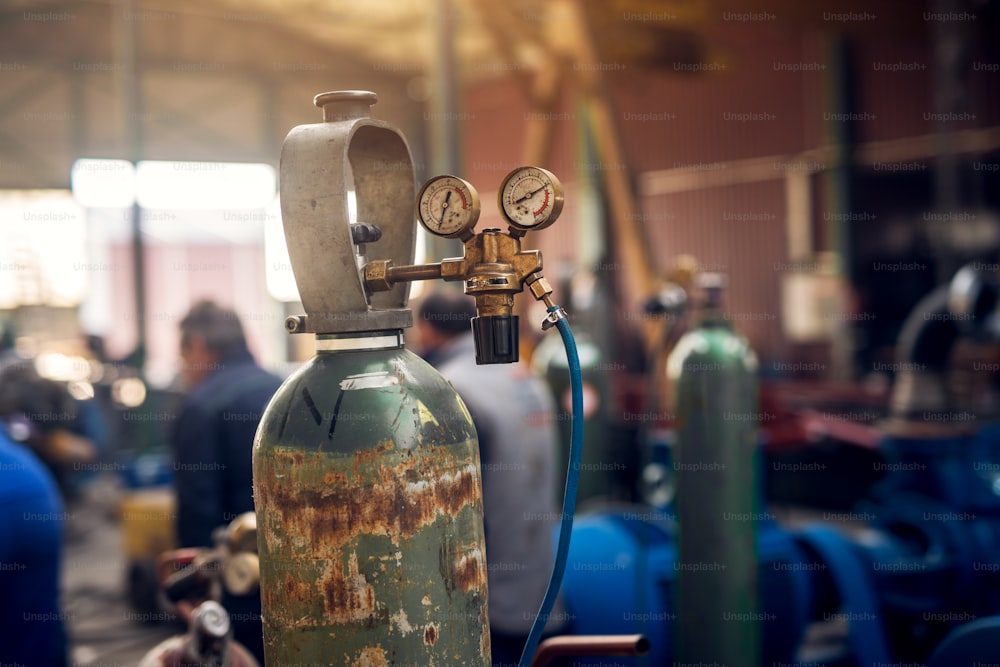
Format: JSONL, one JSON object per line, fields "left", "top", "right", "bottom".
{"left": 0, "top": 422, "right": 67, "bottom": 666}
{"left": 414, "top": 289, "right": 569, "bottom": 667}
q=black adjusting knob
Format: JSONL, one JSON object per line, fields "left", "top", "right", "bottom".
{"left": 471, "top": 315, "right": 519, "bottom": 364}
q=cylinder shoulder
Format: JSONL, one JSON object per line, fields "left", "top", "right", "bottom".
{"left": 666, "top": 326, "right": 759, "bottom": 378}
{"left": 254, "top": 348, "right": 476, "bottom": 455}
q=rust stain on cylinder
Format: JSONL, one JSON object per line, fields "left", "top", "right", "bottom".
{"left": 258, "top": 445, "right": 482, "bottom": 554}
{"left": 321, "top": 551, "right": 377, "bottom": 623}
{"left": 354, "top": 646, "right": 389, "bottom": 667}
{"left": 424, "top": 623, "right": 438, "bottom": 646}
{"left": 279, "top": 574, "right": 312, "bottom": 604}
{"left": 323, "top": 470, "right": 347, "bottom": 485}
{"left": 453, "top": 548, "right": 487, "bottom": 593}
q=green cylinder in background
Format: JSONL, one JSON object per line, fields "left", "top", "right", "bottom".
{"left": 532, "top": 328, "right": 615, "bottom": 506}
{"left": 253, "top": 332, "right": 490, "bottom": 666}
{"left": 667, "top": 280, "right": 760, "bottom": 667}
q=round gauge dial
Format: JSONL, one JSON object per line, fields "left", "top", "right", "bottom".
{"left": 416, "top": 175, "right": 480, "bottom": 238}
{"left": 498, "top": 166, "right": 564, "bottom": 232}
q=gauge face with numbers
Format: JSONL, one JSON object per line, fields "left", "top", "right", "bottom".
{"left": 498, "top": 166, "right": 564, "bottom": 232}
{"left": 416, "top": 175, "right": 480, "bottom": 238}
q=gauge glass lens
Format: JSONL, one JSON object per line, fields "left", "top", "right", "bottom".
{"left": 416, "top": 175, "right": 480, "bottom": 238}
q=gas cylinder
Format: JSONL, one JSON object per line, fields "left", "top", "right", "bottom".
{"left": 531, "top": 266, "right": 636, "bottom": 506}
{"left": 252, "top": 91, "right": 489, "bottom": 665}
{"left": 532, "top": 325, "right": 609, "bottom": 505}
{"left": 667, "top": 274, "right": 760, "bottom": 667}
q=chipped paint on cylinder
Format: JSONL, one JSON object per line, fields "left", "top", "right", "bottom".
{"left": 253, "top": 342, "right": 491, "bottom": 665}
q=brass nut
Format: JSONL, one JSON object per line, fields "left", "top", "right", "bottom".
{"left": 527, "top": 276, "right": 553, "bottom": 300}
{"left": 364, "top": 260, "right": 394, "bottom": 292}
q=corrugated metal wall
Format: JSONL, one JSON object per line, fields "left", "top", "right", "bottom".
{"left": 644, "top": 181, "right": 787, "bottom": 362}
{"left": 462, "top": 17, "right": 1000, "bottom": 369}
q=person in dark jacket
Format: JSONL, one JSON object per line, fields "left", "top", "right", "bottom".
{"left": 171, "top": 300, "right": 282, "bottom": 664}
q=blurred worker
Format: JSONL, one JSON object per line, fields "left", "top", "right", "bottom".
{"left": 0, "top": 360, "right": 98, "bottom": 502}
{"left": 170, "top": 300, "right": 282, "bottom": 664}
{"left": 415, "top": 289, "right": 569, "bottom": 667}
{"left": 0, "top": 417, "right": 68, "bottom": 666}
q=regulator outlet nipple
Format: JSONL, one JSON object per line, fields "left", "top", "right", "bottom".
{"left": 524, "top": 272, "right": 563, "bottom": 329}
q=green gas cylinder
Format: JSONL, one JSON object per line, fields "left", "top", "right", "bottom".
{"left": 254, "top": 334, "right": 489, "bottom": 664}
{"left": 667, "top": 275, "right": 760, "bottom": 667}
{"left": 252, "top": 91, "right": 490, "bottom": 665}
{"left": 532, "top": 327, "right": 611, "bottom": 505}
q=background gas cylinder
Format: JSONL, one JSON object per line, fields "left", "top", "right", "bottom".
{"left": 532, "top": 325, "right": 609, "bottom": 504}
{"left": 667, "top": 273, "right": 761, "bottom": 667}
{"left": 252, "top": 91, "right": 489, "bottom": 665}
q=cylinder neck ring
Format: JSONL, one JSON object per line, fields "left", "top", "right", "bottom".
{"left": 315, "top": 330, "right": 403, "bottom": 353}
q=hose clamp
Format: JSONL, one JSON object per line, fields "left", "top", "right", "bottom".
{"left": 542, "top": 307, "right": 567, "bottom": 331}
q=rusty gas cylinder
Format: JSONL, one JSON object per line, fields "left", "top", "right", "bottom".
{"left": 253, "top": 331, "right": 491, "bottom": 665}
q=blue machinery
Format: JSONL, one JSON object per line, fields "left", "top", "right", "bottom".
{"left": 559, "top": 265, "right": 1000, "bottom": 665}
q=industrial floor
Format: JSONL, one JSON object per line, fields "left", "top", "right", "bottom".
{"left": 62, "top": 477, "right": 176, "bottom": 665}
{"left": 58, "top": 477, "right": 852, "bottom": 665}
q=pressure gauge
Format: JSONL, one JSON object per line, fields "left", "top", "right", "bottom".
{"left": 498, "top": 166, "right": 564, "bottom": 233}
{"left": 416, "top": 175, "right": 480, "bottom": 239}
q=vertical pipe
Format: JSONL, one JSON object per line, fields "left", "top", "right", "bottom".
{"left": 426, "top": 0, "right": 463, "bottom": 261}
{"left": 785, "top": 169, "right": 813, "bottom": 263}
{"left": 69, "top": 69, "right": 87, "bottom": 159}
{"left": 576, "top": 103, "right": 601, "bottom": 270}
{"left": 931, "top": 0, "right": 968, "bottom": 283}
{"left": 822, "top": 35, "right": 857, "bottom": 380}
{"left": 259, "top": 78, "right": 293, "bottom": 367}
{"left": 574, "top": 102, "right": 623, "bottom": 502}
{"left": 117, "top": 0, "right": 146, "bottom": 370}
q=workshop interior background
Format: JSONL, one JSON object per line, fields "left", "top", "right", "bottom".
{"left": 1, "top": 0, "right": 999, "bottom": 664}
{"left": 2, "top": 0, "right": 998, "bottom": 377}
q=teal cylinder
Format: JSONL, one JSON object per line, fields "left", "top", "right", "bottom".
{"left": 253, "top": 332, "right": 490, "bottom": 666}
{"left": 667, "top": 308, "right": 761, "bottom": 667}
{"left": 532, "top": 329, "right": 613, "bottom": 505}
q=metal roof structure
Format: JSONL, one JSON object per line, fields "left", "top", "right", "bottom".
{"left": 0, "top": 0, "right": 956, "bottom": 188}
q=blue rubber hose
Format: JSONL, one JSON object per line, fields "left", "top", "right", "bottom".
{"left": 519, "top": 307, "right": 585, "bottom": 667}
